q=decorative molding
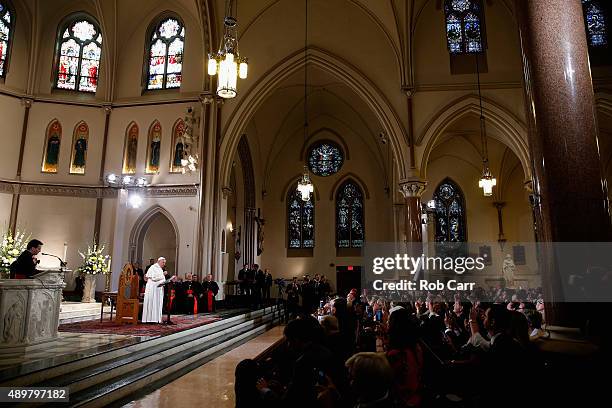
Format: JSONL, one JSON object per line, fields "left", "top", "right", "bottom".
{"left": 399, "top": 178, "right": 427, "bottom": 198}
{"left": 0, "top": 180, "right": 199, "bottom": 198}
{"left": 200, "top": 92, "right": 214, "bottom": 105}
{"left": 144, "top": 185, "right": 199, "bottom": 197}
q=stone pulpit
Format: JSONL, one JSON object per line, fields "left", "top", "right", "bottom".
{"left": 0, "top": 269, "right": 66, "bottom": 350}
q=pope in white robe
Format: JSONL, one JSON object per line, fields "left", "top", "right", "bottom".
{"left": 142, "top": 257, "right": 171, "bottom": 323}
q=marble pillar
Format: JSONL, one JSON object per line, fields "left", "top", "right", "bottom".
{"left": 515, "top": 0, "right": 611, "bottom": 325}
{"left": 399, "top": 179, "right": 427, "bottom": 242}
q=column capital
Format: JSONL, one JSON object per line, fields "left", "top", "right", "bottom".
{"left": 399, "top": 178, "right": 427, "bottom": 198}
{"left": 221, "top": 186, "right": 233, "bottom": 199}
{"left": 199, "top": 92, "right": 214, "bottom": 105}
{"left": 21, "top": 98, "right": 33, "bottom": 108}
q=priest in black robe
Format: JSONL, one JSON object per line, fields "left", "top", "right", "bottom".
{"left": 203, "top": 274, "right": 219, "bottom": 312}
{"left": 181, "top": 274, "right": 201, "bottom": 315}
{"left": 10, "top": 239, "right": 43, "bottom": 279}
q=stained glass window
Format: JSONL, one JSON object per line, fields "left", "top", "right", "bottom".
{"left": 433, "top": 179, "right": 466, "bottom": 242}
{"left": 146, "top": 17, "right": 185, "bottom": 90}
{"left": 122, "top": 122, "right": 139, "bottom": 174}
{"left": 0, "top": 1, "right": 13, "bottom": 78}
{"left": 287, "top": 187, "right": 315, "bottom": 249}
{"left": 42, "top": 119, "right": 62, "bottom": 173}
{"left": 336, "top": 180, "right": 365, "bottom": 248}
{"left": 55, "top": 16, "right": 102, "bottom": 92}
{"left": 170, "top": 118, "right": 186, "bottom": 173}
{"left": 308, "top": 141, "right": 344, "bottom": 177}
{"left": 582, "top": 1, "right": 608, "bottom": 47}
{"left": 146, "top": 120, "right": 162, "bottom": 174}
{"left": 444, "top": 0, "right": 484, "bottom": 54}
{"left": 70, "top": 121, "right": 89, "bottom": 174}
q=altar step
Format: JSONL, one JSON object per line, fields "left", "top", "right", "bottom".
{"left": 5, "top": 306, "right": 283, "bottom": 408}
{"left": 59, "top": 302, "right": 110, "bottom": 325}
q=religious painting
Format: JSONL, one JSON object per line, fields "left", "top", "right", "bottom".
{"left": 69, "top": 121, "right": 88, "bottom": 174}
{"left": 41, "top": 119, "right": 62, "bottom": 173}
{"left": 145, "top": 120, "right": 162, "bottom": 174}
{"left": 169, "top": 118, "right": 186, "bottom": 173}
{"left": 122, "top": 122, "right": 139, "bottom": 174}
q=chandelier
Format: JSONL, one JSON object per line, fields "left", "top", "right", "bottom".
{"left": 180, "top": 107, "right": 199, "bottom": 174}
{"left": 475, "top": 55, "right": 496, "bottom": 197}
{"left": 296, "top": 0, "right": 313, "bottom": 202}
{"left": 207, "top": 0, "right": 248, "bottom": 99}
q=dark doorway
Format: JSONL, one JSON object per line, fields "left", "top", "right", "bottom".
{"left": 336, "top": 265, "right": 361, "bottom": 297}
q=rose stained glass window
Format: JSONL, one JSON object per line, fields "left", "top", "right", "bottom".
{"left": 307, "top": 141, "right": 344, "bottom": 177}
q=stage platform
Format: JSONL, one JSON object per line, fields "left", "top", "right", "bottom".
{"left": 0, "top": 305, "right": 284, "bottom": 408}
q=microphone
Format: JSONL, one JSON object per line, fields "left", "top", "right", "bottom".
{"left": 42, "top": 253, "right": 67, "bottom": 268}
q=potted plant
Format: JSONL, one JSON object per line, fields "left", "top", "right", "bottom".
{"left": 77, "top": 243, "right": 111, "bottom": 302}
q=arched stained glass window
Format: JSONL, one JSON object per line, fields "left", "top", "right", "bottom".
{"left": 336, "top": 180, "right": 365, "bottom": 248}
{"left": 582, "top": 1, "right": 608, "bottom": 47}
{"left": 55, "top": 16, "right": 102, "bottom": 92}
{"left": 308, "top": 141, "right": 344, "bottom": 177}
{"left": 287, "top": 187, "right": 315, "bottom": 249}
{"left": 42, "top": 119, "right": 62, "bottom": 173}
{"left": 444, "top": 0, "right": 484, "bottom": 54}
{"left": 433, "top": 179, "right": 466, "bottom": 242}
{"left": 146, "top": 16, "right": 185, "bottom": 90}
{"left": 0, "top": 1, "right": 14, "bottom": 79}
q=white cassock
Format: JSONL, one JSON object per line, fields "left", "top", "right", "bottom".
{"left": 142, "top": 263, "right": 166, "bottom": 323}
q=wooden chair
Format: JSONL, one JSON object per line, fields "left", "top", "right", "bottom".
{"left": 115, "top": 263, "right": 140, "bottom": 325}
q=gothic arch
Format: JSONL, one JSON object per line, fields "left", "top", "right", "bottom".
{"left": 329, "top": 173, "right": 371, "bottom": 200}
{"left": 219, "top": 47, "right": 410, "bottom": 187}
{"left": 128, "top": 205, "right": 180, "bottom": 269}
{"left": 418, "top": 94, "right": 531, "bottom": 182}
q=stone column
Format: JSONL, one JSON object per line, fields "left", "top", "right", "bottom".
{"left": 515, "top": 0, "right": 611, "bottom": 325}
{"left": 399, "top": 179, "right": 427, "bottom": 242}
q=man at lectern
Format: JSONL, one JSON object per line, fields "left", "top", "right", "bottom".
{"left": 143, "top": 257, "right": 175, "bottom": 323}
{"left": 10, "top": 239, "right": 43, "bottom": 279}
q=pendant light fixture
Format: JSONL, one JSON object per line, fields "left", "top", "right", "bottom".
{"left": 296, "top": 0, "right": 314, "bottom": 202}
{"left": 207, "top": 0, "right": 248, "bottom": 99}
{"left": 476, "top": 56, "right": 496, "bottom": 197}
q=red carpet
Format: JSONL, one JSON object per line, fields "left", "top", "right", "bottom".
{"left": 58, "top": 314, "right": 223, "bottom": 336}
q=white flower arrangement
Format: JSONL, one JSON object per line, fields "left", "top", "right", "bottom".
{"left": 77, "top": 243, "right": 111, "bottom": 275}
{"left": 0, "top": 229, "right": 30, "bottom": 278}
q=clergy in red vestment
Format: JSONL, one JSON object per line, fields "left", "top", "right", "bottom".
{"left": 203, "top": 274, "right": 219, "bottom": 313}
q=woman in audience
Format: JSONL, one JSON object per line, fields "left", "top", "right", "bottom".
{"left": 346, "top": 352, "right": 394, "bottom": 408}
{"left": 385, "top": 308, "right": 423, "bottom": 407}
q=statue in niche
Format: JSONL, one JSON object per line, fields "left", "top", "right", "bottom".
{"left": 150, "top": 134, "right": 161, "bottom": 170}
{"left": 255, "top": 209, "right": 265, "bottom": 256}
{"left": 502, "top": 254, "right": 516, "bottom": 288}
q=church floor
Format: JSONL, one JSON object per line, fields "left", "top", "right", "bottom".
{"left": 121, "top": 325, "right": 285, "bottom": 408}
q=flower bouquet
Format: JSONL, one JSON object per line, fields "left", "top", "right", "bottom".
{"left": 0, "top": 229, "right": 30, "bottom": 278}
